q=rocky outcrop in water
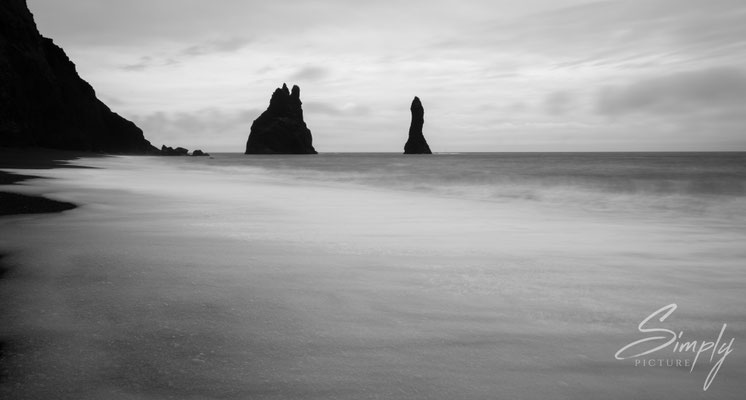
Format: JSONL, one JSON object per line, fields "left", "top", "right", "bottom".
{"left": 404, "top": 96, "right": 432, "bottom": 154}
{"left": 160, "top": 145, "right": 189, "bottom": 156}
{"left": 245, "top": 83, "right": 317, "bottom": 154}
{"left": 158, "top": 146, "right": 210, "bottom": 156}
{"left": 0, "top": 0, "right": 157, "bottom": 153}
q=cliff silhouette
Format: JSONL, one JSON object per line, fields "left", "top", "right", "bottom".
{"left": 245, "top": 84, "right": 317, "bottom": 154}
{"left": 0, "top": 0, "right": 156, "bottom": 153}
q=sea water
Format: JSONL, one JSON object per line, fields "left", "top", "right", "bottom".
{"left": 1, "top": 152, "right": 745, "bottom": 399}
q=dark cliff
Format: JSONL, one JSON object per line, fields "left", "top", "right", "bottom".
{"left": 404, "top": 96, "right": 432, "bottom": 154}
{"left": 0, "top": 0, "right": 156, "bottom": 153}
{"left": 245, "top": 83, "right": 317, "bottom": 154}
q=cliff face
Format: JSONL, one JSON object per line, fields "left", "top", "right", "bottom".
{"left": 404, "top": 96, "right": 432, "bottom": 154}
{"left": 0, "top": 0, "right": 156, "bottom": 153}
{"left": 245, "top": 83, "right": 317, "bottom": 154}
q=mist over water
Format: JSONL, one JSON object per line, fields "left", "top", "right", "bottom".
{"left": 1, "top": 153, "right": 745, "bottom": 399}
{"left": 205, "top": 152, "right": 746, "bottom": 218}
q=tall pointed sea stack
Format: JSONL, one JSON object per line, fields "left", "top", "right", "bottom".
{"left": 0, "top": 0, "right": 156, "bottom": 153}
{"left": 245, "top": 83, "right": 317, "bottom": 154}
{"left": 404, "top": 96, "right": 432, "bottom": 154}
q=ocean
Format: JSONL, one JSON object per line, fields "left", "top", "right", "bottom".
{"left": 207, "top": 152, "right": 746, "bottom": 212}
{"left": 1, "top": 152, "right": 745, "bottom": 399}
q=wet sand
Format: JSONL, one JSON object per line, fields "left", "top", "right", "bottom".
{"left": 0, "top": 148, "right": 100, "bottom": 215}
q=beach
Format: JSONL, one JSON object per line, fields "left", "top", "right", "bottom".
{"left": 1, "top": 152, "right": 745, "bottom": 399}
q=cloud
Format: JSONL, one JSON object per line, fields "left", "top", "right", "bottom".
{"left": 122, "top": 56, "right": 153, "bottom": 71}
{"left": 304, "top": 101, "right": 370, "bottom": 116}
{"left": 179, "top": 37, "right": 251, "bottom": 57}
{"left": 289, "top": 66, "right": 329, "bottom": 82}
{"left": 585, "top": 66, "right": 746, "bottom": 151}
{"left": 98, "top": 94, "right": 124, "bottom": 106}
{"left": 452, "top": 0, "right": 746, "bottom": 73}
{"left": 132, "top": 109, "right": 262, "bottom": 150}
{"left": 596, "top": 67, "right": 746, "bottom": 116}
{"left": 544, "top": 91, "right": 574, "bottom": 115}
{"left": 121, "top": 37, "right": 250, "bottom": 71}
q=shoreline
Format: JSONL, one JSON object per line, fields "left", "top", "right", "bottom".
{"left": 0, "top": 148, "right": 104, "bottom": 216}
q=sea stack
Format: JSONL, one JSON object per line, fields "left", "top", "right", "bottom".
{"left": 0, "top": 0, "right": 156, "bottom": 153}
{"left": 245, "top": 83, "right": 317, "bottom": 154}
{"left": 404, "top": 96, "right": 432, "bottom": 154}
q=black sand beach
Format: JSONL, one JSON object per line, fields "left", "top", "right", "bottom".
{"left": 0, "top": 149, "right": 86, "bottom": 388}
{"left": 1, "top": 152, "right": 744, "bottom": 399}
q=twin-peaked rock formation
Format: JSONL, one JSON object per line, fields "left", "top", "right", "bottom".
{"left": 245, "top": 84, "right": 317, "bottom": 154}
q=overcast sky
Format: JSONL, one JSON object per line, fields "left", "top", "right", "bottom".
{"left": 28, "top": 0, "right": 746, "bottom": 152}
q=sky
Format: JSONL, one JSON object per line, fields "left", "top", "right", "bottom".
{"left": 27, "top": 0, "right": 746, "bottom": 152}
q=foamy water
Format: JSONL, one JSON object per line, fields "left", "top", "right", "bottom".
{"left": 1, "top": 153, "right": 745, "bottom": 399}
